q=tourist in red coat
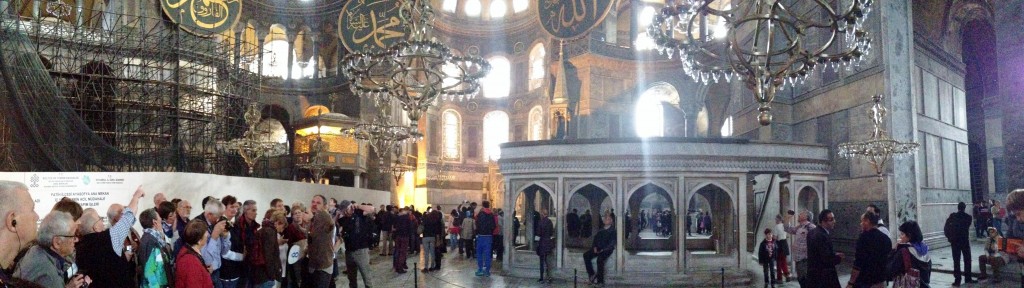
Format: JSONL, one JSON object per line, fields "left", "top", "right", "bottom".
{"left": 176, "top": 220, "right": 214, "bottom": 288}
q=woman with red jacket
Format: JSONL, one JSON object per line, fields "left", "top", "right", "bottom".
{"left": 176, "top": 220, "right": 214, "bottom": 288}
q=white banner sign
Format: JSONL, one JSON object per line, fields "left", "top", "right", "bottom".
{"left": 13, "top": 172, "right": 140, "bottom": 221}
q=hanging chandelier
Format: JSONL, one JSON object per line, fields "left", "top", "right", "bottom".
{"left": 343, "top": 112, "right": 422, "bottom": 170}
{"left": 838, "top": 95, "right": 919, "bottom": 181}
{"left": 216, "top": 104, "right": 288, "bottom": 175}
{"left": 383, "top": 159, "right": 414, "bottom": 183}
{"left": 296, "top": 114, "right": 331, "bottom": 184}
{"left": 341, "top": 0, "right": 490, "bottom": 128}
{"left": 649, "top": 0, "right": 873, "bottom": 125}
{"left": 45, "top": 0, "right": 72, "bottom": 17}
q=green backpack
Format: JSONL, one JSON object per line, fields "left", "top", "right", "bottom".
{"left": 142, "top": 247, "right": 168, "bottom": 288}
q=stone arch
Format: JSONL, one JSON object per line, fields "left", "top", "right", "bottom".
{"left": 943, "top": 0, "right": 994, "bottom": 55}
{"left": 796, "top": 186, "right": 822, "bottom": 221}
{"left": 514, "top": 181, "right": 554, "bottom": 196}
{"left": 76, "top": 61, "right": 117, "bottom": 146}
{"left": 626, "top": 182, "right": 676, "bottom": 250}
{"left": 512, "top": 183, "right": 556, "bottom": 252}
{"left": 566, "top": 183, "right": 613, "bottom": 248}
{"left": 634, "top": 82, "right": 684, "bottom": 137}
{"left": 685, "top": 182, "right": 736, "bottom": 255}
{"left": 261, "top": 104, "right": 292, "bottom": 144}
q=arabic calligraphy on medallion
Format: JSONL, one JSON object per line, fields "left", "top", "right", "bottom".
{"left": 161, "top": 0, "right": 241, "bottom": 36}
{"left": 339, "top": 0, "right": 408, "bottom": 53}
{"left": 536, "top": 0, "right": 614, "bottom": 39}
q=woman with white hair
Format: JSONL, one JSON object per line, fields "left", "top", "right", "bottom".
{"left": 14, "top": 211, "right": 91, "bottom": 288}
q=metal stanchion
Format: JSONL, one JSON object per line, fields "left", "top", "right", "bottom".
{"left": 414, "top": 262, "right": 418, "bottom": 288}
{"left": 574, "top": 268, "right": 578, "bottom": 288}
{"left": 721, "top": 267, "right": 725, "bottom": 287}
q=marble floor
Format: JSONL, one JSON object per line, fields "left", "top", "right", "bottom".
{"left": 332, "top": 240, "right": 1023, "bottom": 287}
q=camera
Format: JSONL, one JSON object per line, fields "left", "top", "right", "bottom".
{"left": 787, "top": 210, "right": 795, "bottom": 215}
{"left": 219, "top": 216, "right": 234, "bottom": 230}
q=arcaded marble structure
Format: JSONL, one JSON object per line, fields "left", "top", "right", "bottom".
{"left": 497, "top": 138, "right": 829, "bottom": 284}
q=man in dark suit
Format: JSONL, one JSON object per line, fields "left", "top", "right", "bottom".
{"left": 947, "top": 202, "right": 976, "bottom": 286}
{"left": 847, "top": 211, "right": 891, "bottom": 288}
{"left": 806, "top": 209, "right": 843, "bottom": 288}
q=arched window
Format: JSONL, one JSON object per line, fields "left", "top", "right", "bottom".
{"left": 634, "top": 83, "right": 680, "bottom": 138}
{"left": 442, "top": 0, "right": 457, "bottom": 12}
{"left": 490, "top": 0, "right": 507, "bottom": 18}
{"left": 512, "top": 0, "right": 528, "bottom": 13}
{"left": 442, "top": 110, "right": 461, "bottom": 160}
{"left": 482, "top": 56, "right": 511, "bottom": 98}
{"left": 529, "top": 106, "right": 544, "bottom": 141}
{"left": 634, "top": 6, "right": 658, "bottom": 51}
{"left": 465, "top": 0, "right": 481, "bottom": 17}
{"left": 528, "top": 44, "right": 546, "bottom": 90}
{"left": 483, "top": 111, "right": 510, "bottom": 161}
{"left": 721, "top": 116, "right": 733, "bottom": 137}
{"left": 262, "top": 40, "right": 305, "bottom": 79}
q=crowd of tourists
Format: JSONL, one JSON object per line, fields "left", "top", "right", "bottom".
{"left": 758, "top": 189, "right": 1024, "bottom": 288}
{"left": 0, "top": 180, "right": 522, "bottom": 288}
{"left": 7, "top": 176, "right": 1024, "bottom": 288}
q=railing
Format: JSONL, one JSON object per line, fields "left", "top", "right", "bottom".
{"left": 748, "top": 174, "right": 777, "bottom": 253}
{"left": 555, "top": 35, "right": 668, "bottom": 62}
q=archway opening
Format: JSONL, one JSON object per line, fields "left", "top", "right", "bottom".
{"left": 685, "top": 184, "right": 735, "bottom": 259}
{"left": 797, "top": 186, "right": 821, "bottom": 221}
{"left": 961, "top": 19, "right": 998, "bottom": 201}
{"left": 512, "top": 184, "right": 555, "bottom": 252}
{"left": 565, "top": 184, "right": 612, "bottom": 250}
{"left": 626, "top": 183, "right": 675, "bottom": 252}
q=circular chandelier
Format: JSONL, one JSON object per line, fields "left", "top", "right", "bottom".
{"left": 343, "top": 112, "right": 422, "bottom": 169}
{"left": 649, "top": 0, "right": 873, "bottom": 125}
{"left": 217, "top": 104, "right": 288, "bottom": 175}
{"left": 838, "top": 95, "right": 919, "bottom": 181}
{"left": 45, "top": 0, "right": 72, "bottom": 17}
{"left": 342, "top": 0, "right": 490, "bottom": 128}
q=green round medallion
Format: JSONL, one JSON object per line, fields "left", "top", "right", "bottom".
{"left": 161, "top": 0, "right": 242, "bottom": 36}
{"left": 339, "top": 0, "right": 409, "bottom": 53}
{"left": 536, "top": 0, "right": 615, "bottom": 39}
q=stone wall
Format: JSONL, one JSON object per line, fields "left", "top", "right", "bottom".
{"left": 913, "top": 43, "right": 972, "bottom": 246}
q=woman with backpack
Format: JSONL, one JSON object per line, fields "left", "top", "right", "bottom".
{"left": 889, "top": 221, "right": 931, "bottom": 288}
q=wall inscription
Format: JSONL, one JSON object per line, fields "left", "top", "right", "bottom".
{"left": 161, "top": 0, "right": 241, "bottom": 36}
{"left": 339, "top": 0, "right": 408, "bottom": 53}
{"left": 536, "top": 0, "right": 614, "bottom": 39}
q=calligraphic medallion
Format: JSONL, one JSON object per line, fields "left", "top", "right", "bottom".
{"left": 339, "top": 0, "right": 408, "bottom": 53}
{"left": 161, "top": 0, "right": 241, "bottom": 36}
{"left": 537, "top": 0, "right": 614, "bottom": 39}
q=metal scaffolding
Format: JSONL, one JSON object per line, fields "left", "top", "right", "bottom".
{"left": 0, "top": 4, "right": 263, "bottom": 174}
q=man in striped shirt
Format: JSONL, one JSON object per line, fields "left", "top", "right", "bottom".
{"left": 784, "top": 211, "right": 816, "bottom": 287}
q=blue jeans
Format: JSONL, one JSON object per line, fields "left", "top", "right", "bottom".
{"left": 994, "top": 218, "right": 1004, "bottom": 235}
{"left": 476, "top": 235, "right": 493, "bottom": 273}
{"left": 449, "top": 233, "right": 458, "bottom": 248}
{"left": 219, "top": 278, "right": 239, "bottom": 288}
{"left": 256, "top": 281, "right": 276, "bottom": 288}
{"left": 211, "top": 270, "right": 222, "bottom": 288}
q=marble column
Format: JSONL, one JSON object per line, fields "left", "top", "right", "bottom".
{"left": 603, "top": 10, "right": 617, "bottom": 44}
{"left": 255, "top": 26, "right": 269, "bottom": 78}
{"left": 995, "top": 0, "right": 1024, "bottom": 192}
{"left": 232, "top": 27, "right": 243, "bottom": 71}
{"left": 286, "top": 30, "right": 297, "bottom": 80}
{"left": 310, "top": 34, "right": 320, "bottom": 79}
{"left": 32, "top": 0, "right": 40, "bottom": 20}
{"left": 74, "top": 0, "right": 83, "bottom": 26}
{"left": 353, "top": 173, "right": 361, "bottom": 188}
{"left": 879, "top": 0, "right": 919, "bottom": 223}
